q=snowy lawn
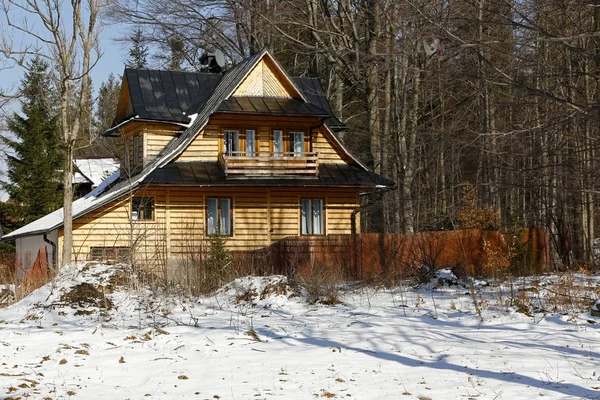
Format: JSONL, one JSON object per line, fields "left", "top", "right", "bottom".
{"left": 1, "top": 263, "right": 599, "bottom": 400}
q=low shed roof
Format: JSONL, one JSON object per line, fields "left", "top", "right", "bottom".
{"left": 142, "top": 161, "right": 393, "bottom": 188}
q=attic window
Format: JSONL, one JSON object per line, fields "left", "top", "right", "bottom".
{"left": 131, "top": 197, "right": 154, "bottom": 221}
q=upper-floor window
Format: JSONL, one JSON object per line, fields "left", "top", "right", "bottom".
{"left": 224, "top": 130, "right": 239, "bottom": 155}
{"left": 273, "top": 130, "right": 283, "bottom": 155}
{"left": 207, "top": 198, "right": 232, "bottom": 235}
{"left": 245, "top": 130, "right": 256, "bottom": 156}
{"left": 290, "top": 132, "right": 305, "bottom": 156}
{"left": 301, "top": 198, "right": 324, "bottom": 235}
{"left": 132, "top": 197, "right": 154, "bottom": 221}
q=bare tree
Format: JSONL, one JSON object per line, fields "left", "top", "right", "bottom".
{"left": 0, "top": 0, "right": 105, "bottom": 265}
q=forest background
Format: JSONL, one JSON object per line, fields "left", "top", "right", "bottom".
{"left": 0, "top": 0, "right": 599, "bottom": 267}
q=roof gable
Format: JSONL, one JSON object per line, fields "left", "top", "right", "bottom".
{"left": 232, "top": 55, "right": 302, "bottom": 99}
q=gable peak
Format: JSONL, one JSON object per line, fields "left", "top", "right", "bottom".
{"left": 231, "top": 51, "right": 304, "bottom": 100}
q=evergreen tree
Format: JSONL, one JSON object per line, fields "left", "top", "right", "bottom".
{"left": 126, "top": 26, "right": 149, "bottom": 69}
{"left": 0, "top": 57, "right": 63, "bottom": 225}
{"left": 91, "top": 73, "right": 121, "bottom": 158}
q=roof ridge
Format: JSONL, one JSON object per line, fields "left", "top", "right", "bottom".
{"left": 124, "top": 67, "right": 220, "bottom": 75}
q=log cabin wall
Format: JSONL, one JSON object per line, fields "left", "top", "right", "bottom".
{"left": 175, "top": 115, "right": 346, "bottom": 163}
{"left": 145, "top": 124, "right": 180, "bottom": 161}
{"left": 118, "top": 122, "right": 181, "bottom": 176}
{"left": 62, "top": 186, "right": 360, "bottom": 268}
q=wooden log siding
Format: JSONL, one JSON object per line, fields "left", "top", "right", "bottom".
{"left": 62, "top": 187, "right": 361, "bottom": 266}
{"left": 145, "top": 126, "right": 179, "bottom": 161}
{"left": 176, "top": 115, "right": 346, "bottom": 164}
{"left": 233, "top": 57, "right": 299, "bottom": 98}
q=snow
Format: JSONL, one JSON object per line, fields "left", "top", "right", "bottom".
{"left": 3, "top": 170, "right": 120, "bottom": 239}
{"left": 1, "top": 264, "right": 599, "bottom": 399}
{"left": 73, "top": 158, "right": 120, "bottom": 187}
{"left": 186, "top": 113, "right": 198, "bottom": 127}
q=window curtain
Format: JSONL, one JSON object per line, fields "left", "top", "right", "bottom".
{"left": 207, "top": 198, "right": 218, "bottom": 234}
{"left": 273, "top": 130, "right": 283, "bottom": 154}
{"left": 313, "top": 199, "right": 323, "bottom": 234}
{"left": 301, "top": 199, "right": 312, "bottom": 234}
{"left": 291, "top": 132, "right": 304, "bottom": 156}
{"left": 220, "top": 198, "right": 231, "bottom": 235}
{"left": 246, "top": 130, "right": 256, "bottom": 156}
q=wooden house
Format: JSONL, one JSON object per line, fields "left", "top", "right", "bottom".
{"left": 3, "top": 50, "right": 393, "bottom": 272}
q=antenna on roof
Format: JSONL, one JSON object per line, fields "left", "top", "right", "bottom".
{"left": 199, "top": 49, "right": 226, "bottom": 73}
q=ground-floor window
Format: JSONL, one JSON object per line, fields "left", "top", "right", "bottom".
{"left": 301, "top": 199, "right": 324, "bottom": 235}
{"left": 90, "top": 247, "right": 130, "bottom": 261}
{"left": 131, "top": 197, "right": 154, "bottom": 221}
{"left": 207, "top": 198, "right": 232, "bottom": 235}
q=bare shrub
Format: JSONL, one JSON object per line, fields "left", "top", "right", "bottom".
{"left": 514, "top": 291, "right": 532, "bottom": 316}
{"left": 544, "top": 272, "right": 597, "bottom": 314}
{"left": 297, "top": 263, "right": 344, "bottom": 305}
{"left": 408, "top": 233, "right": 449, "bottom": 285}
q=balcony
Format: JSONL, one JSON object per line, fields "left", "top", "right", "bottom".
{"left": 218, "top": 151, "right": 319, "bottom": 177}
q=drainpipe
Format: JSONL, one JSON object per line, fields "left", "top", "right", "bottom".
{"left": 351, "top": 207, "right": 361, "bottom": 279}
{"left": 43, "top": 233, "right": 57, "bottom": 269}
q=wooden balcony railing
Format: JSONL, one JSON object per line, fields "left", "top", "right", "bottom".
{"left": 218, "top": 151, "right": 319, "bottom": 177}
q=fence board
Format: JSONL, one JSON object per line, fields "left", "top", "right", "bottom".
{"left": 246, "top": 228, "right": 550, "bottom": 279}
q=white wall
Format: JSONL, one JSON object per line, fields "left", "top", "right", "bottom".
{"left": 15, "top": 230, "right": 58, "bottom": 281}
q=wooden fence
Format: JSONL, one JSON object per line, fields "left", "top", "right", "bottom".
{"left": 15, "top": 247, "right": 51, "bottom": 298}
{"left": 240, "top": 228, "right": 550, "bottom": 280}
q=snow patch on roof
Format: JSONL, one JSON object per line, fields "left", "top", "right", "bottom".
{"left": 74, "top": 158, "right": 120, "bottom": 187}
{"left": 3, "top": 170, "right": 121, "bottom": 239}
{"left": 186, "top": 113, "right": 198, "bottom": 127}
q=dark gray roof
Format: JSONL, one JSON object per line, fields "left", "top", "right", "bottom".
{"left": 142, "top": 161, "right": 394, "bottom": 188}
{"left": 292, "top": 77, "right": 345, "bottom": 129}
{"left": 217, "top": 97, "right": 330, "bottom": 117}
{"left": 122, "top": 68, "right": 222, "bottom": 124}
{"left": 118, "top": 65, "right": 344, "bottom": 129}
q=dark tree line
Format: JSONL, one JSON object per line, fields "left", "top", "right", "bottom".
{"left": 106, "top": 0, "right": 600, "bottom": 265}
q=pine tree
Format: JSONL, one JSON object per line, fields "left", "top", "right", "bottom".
{"left": 126, "top": 26, "right": 149, "bottom": 69}
{"left": 91, "top": 73, "right": 121, "bottom": 158}
{"left": 0, "top": 57, "right": 63, "bottom": 225}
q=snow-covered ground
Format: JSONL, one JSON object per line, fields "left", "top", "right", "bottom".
{"left": 1, "top": 263, "right": 599, "bottom": 400}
